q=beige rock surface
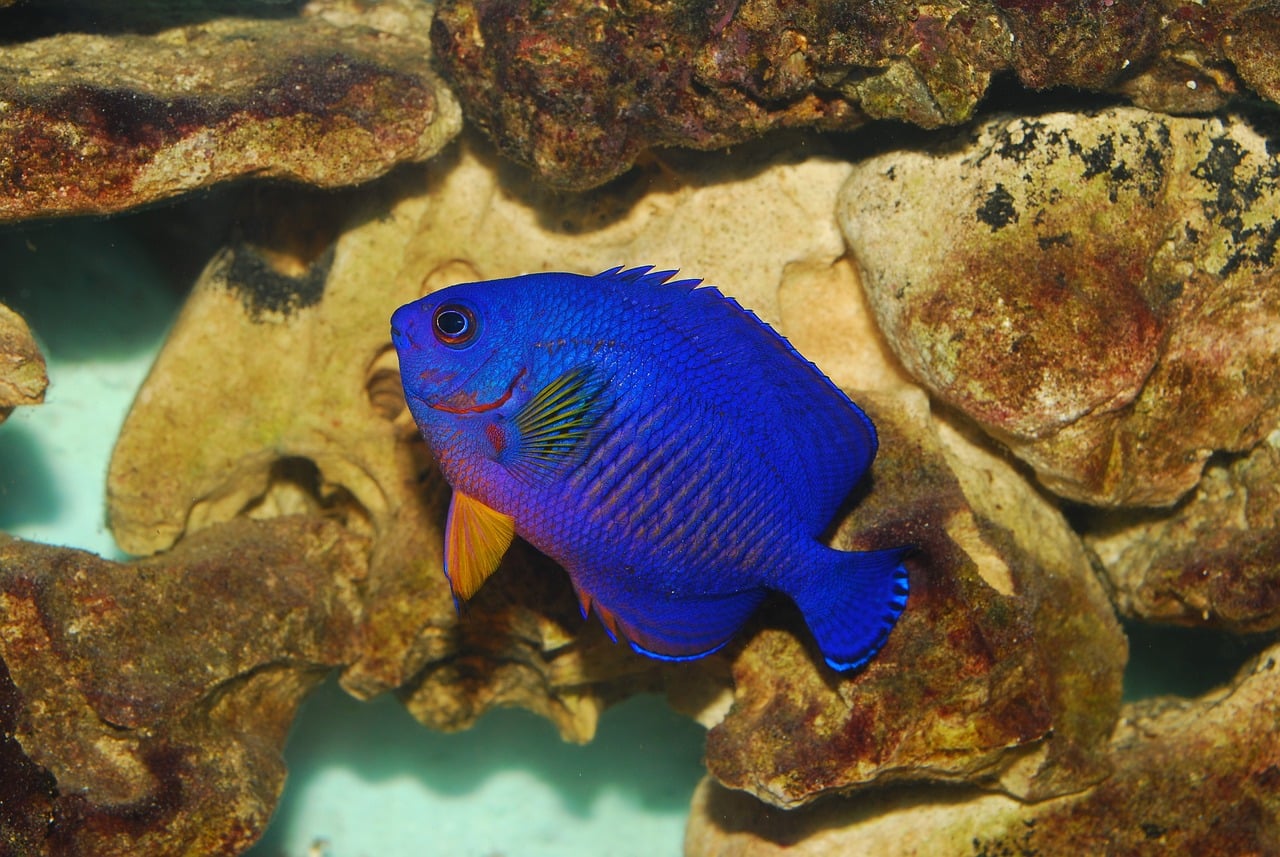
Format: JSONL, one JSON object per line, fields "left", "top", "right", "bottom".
{"left": 0, "top": 0, "right": 460, "bottom": 221}
{"left": 1087, "top": 429, "right": 1280, "bottom": 632}
{"left": 840, "top": 108, "right": 1280, "bottom": 508}
{"left": 0, "top": 302, "right": 46, "bottom": 424}
{"left": 703, "top": 389, "right": 1125, "bottom": 808}
{"left": 687, "top": 641, "right": 1280, "bottom": 857}
{"left": 0, "top": 516, "right": 366, "bottom": 857}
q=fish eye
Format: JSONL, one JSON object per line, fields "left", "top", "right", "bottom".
{"left": 433, "top": 303, "right": 477, "bottom": 347}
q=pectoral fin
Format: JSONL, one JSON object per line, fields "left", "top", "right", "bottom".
{"left": 501, "top": 365, "right": 607, "bottom": 480}
{"left": 444, "top": 490, "right": 515, "bottom": 602}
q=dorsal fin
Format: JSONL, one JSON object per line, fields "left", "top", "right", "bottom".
{"left": 592, "top": 265, "right": 702, "bottom": 291}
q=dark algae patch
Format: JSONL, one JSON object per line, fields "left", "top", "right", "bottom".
{"left": 977, "top": 183, "right": 1019, "bottom": 230}
{"left": 224, "top": 243, "right": 333, "bottom": 321}
{"left": 0, "top": 656, "right": 58, "bottom": 854}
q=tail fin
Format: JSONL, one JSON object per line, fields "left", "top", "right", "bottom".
{"left": 783, "top": 545, "right": 910, "bottom": 672}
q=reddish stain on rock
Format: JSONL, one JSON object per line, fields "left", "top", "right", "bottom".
{"left": 0, "top": 658, "right": 58, "bottom": 853}
{"left": 0, "top": 517, "right": 366, "bottom": 856}
{"left": 702, "top": 395, "right": 1121, "bottom": 808}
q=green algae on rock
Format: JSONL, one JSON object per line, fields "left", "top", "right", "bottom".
{"left": 0, "top": 302, "right": 46, "bottom": 424}
{"left": 839, "top": 108, "right": 1280, "bottom": 508}
{"left": 0, "top": 516, "right": 365, "bottom": 857}
{"left": 0, "top": 0, "right": 461, "bottom": 222}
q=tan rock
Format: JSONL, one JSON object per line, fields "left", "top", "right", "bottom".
{"left": 0, "top": 516, "right": 365, "bottom": 857}
{"left": 0, "top": 0, "right": 460, "bottom": 221}
{"left": 0, "top": 302, "right": 46, "bottom": 423}
{"left": 686, "top": 641, "right": 1280, "bottom": 857}
{"left": 840, "top": 108, "right": 1280, "bottom": 507}
{"left": 702, "top": 388, "right": 1125, "bottom": 809}
{"left": 107, "top": 183, "right": 458, "bottom": 703}
{"left": 1087, "top": 429, "right": 1280, "bottom": 632}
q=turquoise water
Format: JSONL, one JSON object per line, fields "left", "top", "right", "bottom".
{"left": 0, "top": 220, "right": 178, "bottom": 559}
{"left": 0, "top": 214, "right": 704, "bottom": 857}
{"left": 249, "top": 684, "right": 703, "bottom": 857}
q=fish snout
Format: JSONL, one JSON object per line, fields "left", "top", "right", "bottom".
{"left": 390, "top": 303, "right": 428, "bottom": 351}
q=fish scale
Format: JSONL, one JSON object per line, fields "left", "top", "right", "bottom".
{"left": 591, "top": 384, "right": 778, "bottom": 572}
{"left": 391, "top": 266, "right": 910, "bottom": 671}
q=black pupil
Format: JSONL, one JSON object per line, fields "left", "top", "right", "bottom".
{"left": 436, "top": 308, "right": 469, "bottom": 338}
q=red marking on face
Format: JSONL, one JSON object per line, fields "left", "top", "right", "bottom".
{"left": 417, "top": 366, "right": 453, "bottom": 383}
{"left": 430, "top": 367, "right": 527, "bottom": 414}
{"left": 485, "top": 422, "right": 506, "bottom": 455}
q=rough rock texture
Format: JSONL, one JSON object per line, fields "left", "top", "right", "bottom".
{"left": 0, "top": 302, "right": 45, "bottom": 424}
{"left": 840, "top": 108, "right": 1280, "bottom": 508}
{"left": 0, "top": 516, "right": 366, "bottom": 857}
{"left": 430, "top": 0, "right": 1008, "bottom": 189}
{"left": 104, "top": 182, "right": 476, "bottom": 714}
{"left": 431, "top": 0, "right": 1280, "bottom": 190}
{"left": 105, "top": 133, "right": 877, "bottom": 733}
{"left": 105, "top": 132, "right": 1126, "bottom": 811}
{"left": 703, "top": 389, "right": 1125, "bottom": 808}
{"left": 1086, "top": 429, "right": 1280, "bottom": 633}
{"left": 686, "top": 641, "right": 1280, "bottom": 857}
{"left": 0, "top": 0, "right": 461, "bottom": 221}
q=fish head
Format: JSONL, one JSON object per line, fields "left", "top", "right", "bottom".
{"left": 390, "top": 279, "right": 529, "bottom": 418}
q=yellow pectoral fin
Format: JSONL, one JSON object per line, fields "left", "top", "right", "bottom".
{"left": 444, "top": 490, "right": 515, "bottom": 602}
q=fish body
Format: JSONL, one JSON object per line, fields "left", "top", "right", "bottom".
{"left": 391, "top": 266, "right": 909, "bottom": 671}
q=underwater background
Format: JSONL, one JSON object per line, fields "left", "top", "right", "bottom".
{"left": 1, "top": 137, "right": 1268, "bottom": 857}
{"left": 4, "top": 2, "right": 1280, "bottom": 856}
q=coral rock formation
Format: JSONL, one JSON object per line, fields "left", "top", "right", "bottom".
{"left": 686, "top": 641, "right": 1280, "bottom": 856}
{"left": 0, "top": 517, "right": 365, "bottom": 856}
{"left": 840, "top": 108, "right": 1280, "bottom": 507}
{"left": 0, "top": 303, "right": 45, "bottom": 424}
{"left": 0, "top": 0, "right": 460, "bottom": 221}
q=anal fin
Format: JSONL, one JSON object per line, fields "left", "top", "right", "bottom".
{"left": 586, "top": 587, "right": 765, "bottom": 663}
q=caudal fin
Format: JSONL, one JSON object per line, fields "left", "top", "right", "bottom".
{"left": 784, "top": 545, "right": 910, "bottom": 672}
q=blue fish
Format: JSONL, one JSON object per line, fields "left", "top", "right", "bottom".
{"left": 391, "top": 267, "right": 909, "bottom": 671}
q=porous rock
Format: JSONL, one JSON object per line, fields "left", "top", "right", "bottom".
{"left": 431, "top": 0, "right": 1280, "bottom": 190}
{"left": 106, "top": 130, "right": 1126, "bottom": 805}
{"left": 430, "top": 0, "right": 1011, "bottom": 189}
{"left": 0, "top": 302, "right": 46, "bottom": 424}
{"left": 1086, "top": 429, "right": 1280, "bottom": 633}
{"left": 686, "top": 641, "right": 1280, "bottom": 857}
{"left": 702, "top": 388, "right": 1125, "bottom": 808}
{"left": 0, "top": 0, "right": 461, "bottom": 221}
{"left": 105, "top": 131, "right": 876, "bottom": 736}
{"left": 839, "top": 108, "right": 1280, "bottom": 507}
{"left": 0, "top": 516, "right": 365, "bottom": 857}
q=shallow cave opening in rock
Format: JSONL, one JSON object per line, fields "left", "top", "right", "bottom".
{"left": 1121, "top": 618, "right": 1276, "bottom": 702}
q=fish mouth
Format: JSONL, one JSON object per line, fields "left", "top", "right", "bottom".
{"left": 428, "top": 367, "right": 526, "bottom": 414}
